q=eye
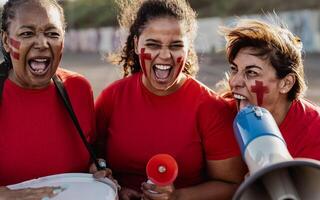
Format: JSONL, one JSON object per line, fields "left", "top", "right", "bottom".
{"left": 229, "top": 65, "right": 238, "bottom": 75}
{"left": 245, "top": 69, "right": 258, "bottom": 78}
{"left": 46, "top": 31, "right": 61, "bottom": 38}
{"left": 145, "top": 43, "right": 161, "bottom": 50}
{"left": 169, "top": 44, "right": 184, "bottom": 51}
{"left": 19, "top": 31, "right": 34, "bottom": 38}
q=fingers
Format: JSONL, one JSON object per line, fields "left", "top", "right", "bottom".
{"left": 93, "top": 168, "right": 113, "bottom": 179}
{"left": 141, "top": 183, "right": 175, "bottom": 200}
{"left": 4, "top": 186, "right": 64, "bottom": 200}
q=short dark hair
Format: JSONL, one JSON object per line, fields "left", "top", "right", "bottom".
{"left": 222, "top": 19, "right": 306, "bottom": 101}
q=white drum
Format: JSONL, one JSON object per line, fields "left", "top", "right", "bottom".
{"left": 7, "top": 173, "right": 118, "bottom": 200}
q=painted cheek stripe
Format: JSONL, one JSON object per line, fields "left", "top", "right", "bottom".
{"left": 177, "top": 56, "right": 184, "bottom": 72}
{"left": 9, "top": 38, "right": 21, "bottom": 49}
{"left": 9, "top": 38, "right": 21, "bottom": 60}
{"left": 140, "top": 48, "right": 152, "bottom": 73}
{"left": 11, "top": 51, "right": 20, "bottom": 60}
{"left": 251, "top": 80, "right": 269, "bottom": 106}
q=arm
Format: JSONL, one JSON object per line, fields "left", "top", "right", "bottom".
{"left": 0, "top": 186, "right": 61, "bottom": 200}
{"left": 142, "top": 156, "right": 247, "bottom": 200}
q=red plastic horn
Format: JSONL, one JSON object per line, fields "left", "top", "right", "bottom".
{"left": 146, "top": 154, "right": 178, "bottom": 186}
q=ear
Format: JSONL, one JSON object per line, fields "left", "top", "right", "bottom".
{"left": 1, "top": 31, "right": 11, "bottom": 53}
{"left": 279, "top": 73, "right": 296, "bottom": 94}
{"left": 134, "top": 35, "right": 139, "bottom": 55}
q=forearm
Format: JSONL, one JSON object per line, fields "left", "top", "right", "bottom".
{"left": 175, "top": 180, "right": 239, "bottom": 200}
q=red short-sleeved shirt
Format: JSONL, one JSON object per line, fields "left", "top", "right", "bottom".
{"left": 280, "top": 99, "right": 320, "bottom": 159}
{"left": 0, "top": 68, "right": 95, "bottom": 185}
{"left": 95, "top": 72, "right": 240, "bottom": 190}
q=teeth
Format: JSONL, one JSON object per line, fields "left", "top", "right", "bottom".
{"left": 34, "top": 58, "right": 48, "bottom": 62}
{"left": 234, "top": 94, "right": 246, "bottom": 100}
{"left": 155, "top": 64, "right": 171, "bottom": 70}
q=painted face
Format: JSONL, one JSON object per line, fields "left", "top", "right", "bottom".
{"left": 3, "top": 2, "right": 64, "bottom": 89}
{"left": 134, "top": 17, "right": 190, "bottom": 96}
{"left": 229, "top": 47, "right": 285, "bottom": 113}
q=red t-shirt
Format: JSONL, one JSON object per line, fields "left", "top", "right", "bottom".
{"left": 0, "top": 68, "right": 95, "bottom": 185}
{"left": 95, "top": 72, "right": 240, "bottom": 190}
{"left": 280, "top": 99, "right": 320, "bottom": 159}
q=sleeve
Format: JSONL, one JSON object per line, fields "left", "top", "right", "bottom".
{"left": 198, "top": 95, "right": 241, "bottom": 160}
{"left": 297, "top": 119, "right": 320, "bottom": 160}
{"left": 94, "top": 86, "right": 115, "bottom": 157}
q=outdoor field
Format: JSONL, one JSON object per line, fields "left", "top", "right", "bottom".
{"left": 62, "top": 52, "right": 320, "bottom": 105}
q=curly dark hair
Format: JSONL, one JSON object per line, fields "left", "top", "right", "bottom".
{"left": 111, "top": 0, "right": 198, "bottom": 77}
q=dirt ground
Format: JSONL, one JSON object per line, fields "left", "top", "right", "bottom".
{"left": 61, "top": 52, "right": 320, "bottom": 104}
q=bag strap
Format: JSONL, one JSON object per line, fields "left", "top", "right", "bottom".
{"left": 52, "top": 74, "right": 106, "bottom": 170}
{"left": 0, "top": 62, "right": 8, "bottom": 102}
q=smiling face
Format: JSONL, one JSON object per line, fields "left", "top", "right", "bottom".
{"left": 229, "top": 47, "right": 293, "bottom": 114}
{"left": 134, "top": 17, "right": 190, "bottom": 96}
{"left": 2, "top": 2, "right": 64, "bottom": 89}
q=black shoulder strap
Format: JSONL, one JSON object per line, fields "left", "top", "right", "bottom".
{"left": 0, "top": 62, "right": 8, "bottom": 102}
{"left": 52, "top": 74, "right": 106, "bottom": 170}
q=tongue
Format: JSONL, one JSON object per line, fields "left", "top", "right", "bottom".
{"left": 154, "top": 68, "right": 170, "bottom": 79}
{"left": 30, "top": 61, "right": 46, "bottom": 71}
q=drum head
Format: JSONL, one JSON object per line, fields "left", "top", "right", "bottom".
{"left": 8, "top": 173, "right": 117, "bottom": 200}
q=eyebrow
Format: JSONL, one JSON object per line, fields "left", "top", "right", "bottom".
{"left": 230, "top": 61, "right": 262, "bottom": 70}
{"left": 145, "top": 38, "right": 183, "bottom": 44}
{"left": 19, "top": 24, "right": 60, "bottom": 31}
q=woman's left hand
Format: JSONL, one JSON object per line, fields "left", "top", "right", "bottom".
{"left": 141, "top": 182, "right": 177, "bottom": 200}
{"left": 89, "top": 159, "right": 120, "bottom": 190}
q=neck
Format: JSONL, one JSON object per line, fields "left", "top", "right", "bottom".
{"left": 270, "top": 98, "right": 293, "bottom": 126}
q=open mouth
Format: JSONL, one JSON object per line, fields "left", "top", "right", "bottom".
{"left": 152, "top": 64, "right": 172, "bottom": 82}
{"left": 28, "top": 57, "right": 51, "bottom": 76}
{"left": 233, "top": 93, "right": 249, "bottom": 110}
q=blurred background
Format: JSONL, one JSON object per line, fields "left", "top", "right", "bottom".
{"left": 1, "top": 0, "right": 319, "bottom": 103}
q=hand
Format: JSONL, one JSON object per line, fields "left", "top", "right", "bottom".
{"left": 89, "top": 159, "right": 120, "bottom": 190}
{"left": 118, "top": 187, "right": 142, "bottom": 200}
{"left": 89, "top": 159, "right": 113, "bottom": 179}
{"left": 0, "top": 186, "right": 63, "bottom": 200}
{"left": 141, "top": 182, "right": 177, "bottom": 200}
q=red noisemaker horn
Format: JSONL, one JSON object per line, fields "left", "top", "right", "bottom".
{"left": 146, "top": 154, "right": 178, "bottom": 186}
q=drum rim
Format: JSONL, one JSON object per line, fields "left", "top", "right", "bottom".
{"left": 8, "top": 173, "right": 118, "bottom": 196}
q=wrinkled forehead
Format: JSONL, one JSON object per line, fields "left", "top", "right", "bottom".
{"left": 9, "top": 1, "right": 64, "bottom": 30}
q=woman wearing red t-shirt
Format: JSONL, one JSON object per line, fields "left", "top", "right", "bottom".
{"left": 220, "top": 19, "right": 320, "bottom": 160}
{"left": 94, "top": 0, "right": 247, "bottom": 200}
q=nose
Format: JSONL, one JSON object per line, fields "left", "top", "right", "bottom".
{"left": 229, "top": 72, "right": 245, "bottom": 89}
{"left": 34, "top": 34, "right": 49, "bottom": 50}
{"left": 158, "top": 46, "right": 171, "bottom": 60}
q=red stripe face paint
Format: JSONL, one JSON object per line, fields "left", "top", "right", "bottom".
{"left": 176, "top": 56, "right": 184, "bottom": 75}
{"left": 9, "top": 38, "right": 21, "bottom": 49}
{"left": 11, "top": 51, "right": 20, "bottom": 60}
{"left": 140, "top": 48, "right": 152, "bottom": 73}
{"left": 251, "top": 80, "right": 269, "bottom": 106}
{"left": 9, "top": 38, "right": 21, "bottom": 60}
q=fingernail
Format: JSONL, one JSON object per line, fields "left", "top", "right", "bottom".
{"left": 53, "top": 188, "right": 63, "bottom": 195}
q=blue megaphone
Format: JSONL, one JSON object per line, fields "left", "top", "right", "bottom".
{"left": 233, "top": 105, "right": 320, "bottom": 200}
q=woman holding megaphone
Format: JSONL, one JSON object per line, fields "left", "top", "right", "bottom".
{"left": 220, "top": 18, "right": 320, "bottom": 160}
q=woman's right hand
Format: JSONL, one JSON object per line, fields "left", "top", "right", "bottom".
{"left": 0, "top": 186, "right": 62, "bottom": 200}
{"left": 119, "top": 187, "right": 142, "bottom": 200}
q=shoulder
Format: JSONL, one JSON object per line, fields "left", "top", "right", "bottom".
{"left": 99, "top": 73, "right": 140, "bottom": 98}
{"left": 293, "top": 99, "right": 320, "bottom": 128}
{"left": 56, "top": 68, "right": 91, "bottom": 89}
{"left": 188, "top": 78, "right": 233, "bottom": 110}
